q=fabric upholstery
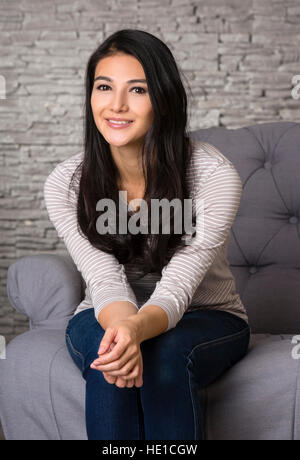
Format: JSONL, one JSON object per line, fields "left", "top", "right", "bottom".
{"left": 191, "top": 122, "right": 300, "bottom": 333}
{"left": 6, "top": 253, "right": 84, "bottom": 330}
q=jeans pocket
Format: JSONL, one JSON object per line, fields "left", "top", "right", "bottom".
{"left": 65, "top": 332, "right": 85, "bottom": 373}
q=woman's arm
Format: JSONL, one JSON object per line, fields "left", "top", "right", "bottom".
{"left": 43, "top": 158, "right": 139, "bottom": 321}
{"left": 128, "top": 305, "right": 169, "bottom": 342}
{"left": 97, "top": 300, "right": 139, "bottom": 330}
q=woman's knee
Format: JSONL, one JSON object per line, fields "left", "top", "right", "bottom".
{"left": 66, "top": 309, "right": 105, "bottom": 357}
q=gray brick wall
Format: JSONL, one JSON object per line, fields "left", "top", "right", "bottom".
{"left": 1, "top": 0, "right": 300, "bottom": 345}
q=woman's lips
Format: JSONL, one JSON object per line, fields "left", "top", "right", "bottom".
{"left": 106, "top": 119, "right": 134, "bottom": 129}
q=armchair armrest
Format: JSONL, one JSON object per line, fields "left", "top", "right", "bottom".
{"left": 6, "top": 254, "right": 85, "bottom": 330}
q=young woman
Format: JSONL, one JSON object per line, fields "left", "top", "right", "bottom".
{"left": 44, "top": 29, "right": 250, "bottom": 440}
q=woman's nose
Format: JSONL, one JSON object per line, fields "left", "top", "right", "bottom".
{"left": 111, "top": 90, "right": 128, "bottom": 111}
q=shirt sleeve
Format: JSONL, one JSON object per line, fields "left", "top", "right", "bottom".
{"left": 138, "top": 161, "right": 243, "bottom": 331}
{"left": 43, "top": 160, "right": 139, "bottom": 322}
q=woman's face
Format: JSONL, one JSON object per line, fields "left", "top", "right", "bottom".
{"left": 91, "top": 53, "right": 154, "bottom": 150}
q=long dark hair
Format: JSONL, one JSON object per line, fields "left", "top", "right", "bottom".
{"left": 69, "top": 29, "right": 195, "bottom": 276}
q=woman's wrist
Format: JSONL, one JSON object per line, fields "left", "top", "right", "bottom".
{"left": 97, "top": 301, "right": 138, "bottom": 330}
{"left": 127, "top": 305, "right": 169, "bottom": 343}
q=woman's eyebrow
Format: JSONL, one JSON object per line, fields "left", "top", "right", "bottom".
{"left": 94, "top": 75, "right": 147, "bottom": 84}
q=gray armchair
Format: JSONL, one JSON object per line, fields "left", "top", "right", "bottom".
{"left": 1, "top": 121, "right": 300, "bottom": 440}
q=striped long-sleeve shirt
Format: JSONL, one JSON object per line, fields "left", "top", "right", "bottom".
{"left": 44, "top": 139, "right": 248, "bottom": 331}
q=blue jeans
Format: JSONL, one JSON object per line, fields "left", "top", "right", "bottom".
{"left": 65, "top": 307, "right": 250, "bottom": 440}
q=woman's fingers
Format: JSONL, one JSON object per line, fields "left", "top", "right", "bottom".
{"left": 104, "top": 362, "right": 143, "bottom": 388}
{"left": 94, "top": 342, "right": 143, "bottom": 388}
{"left": 116, "top": 352, "right": 143, "bottom": 386}
{"left": 94, "top": 357, "right": 137, "bottom": 376}
{"left": 116, "top": 376, "right": 135, "bottom": 388}
{"left": 91, "top": 342, "right": 130, "bottom": 369}
{"left": 134, "top": 352, "right": 143, "bottom": 387}
{"left": 93, "top": 345, "right": 138, "bottom": 374}
{"left": 95, "top": 344, "right": 117, "bottom": 381}
{"left": 91, "top": 341, "right": 117, "bottom": 370}
{"left": 119, "top": 362, "right": 139, "bottom": 380}
{"left": 103, "top": 372, "right": 117, "bottom": 384}
{"left": 104, "top": 372, "right": 138, "bottom": 388}
{"left": 125, "top": 350, "right": 143, "bottom": 381}
{"left": 103, "top": 373, "right": 134, "bottom": 388}
{"left": 136, "top": 356, "right": 144, "bottom": 387}
{"left": 97, "top": 328, "right": 117, "bottom": 356}
{"left": 97, "top": 334, "right": 128, "bottom": 364}
{"left": 134, "top": 374, "right": 143, "bottom": 387}
{"left": 114, "top": 377, "right": 126, "bottom": 387}
{"left": 101, "top": 344, "right": 133, "bottom": 387}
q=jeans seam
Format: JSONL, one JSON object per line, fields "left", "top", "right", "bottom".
{"left": 187, "top": 366, "right": 198, "bottom": 440}
{"left": 187, "top": 326, "right": 250, "bottom": 361}
{"left": 186, "top": 326, "right": 250, "bottom": 440}
{"left": 65, "top": 333, "right": 85, "bottom": 370}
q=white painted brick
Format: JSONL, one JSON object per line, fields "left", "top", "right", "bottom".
{"left": 1, "top": 0, "right": 299, "bottom": 341}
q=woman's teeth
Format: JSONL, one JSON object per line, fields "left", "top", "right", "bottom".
{"left": 108, "top": 120, "right": 132, "bottom": 124}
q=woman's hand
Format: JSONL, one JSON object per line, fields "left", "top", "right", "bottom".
{"left": 101, "top": 342, "right": 144, "bottom": 388}
{"left": 90, "top": 318, "right": 143, "bottom": 388}
{"left": 102, "top": 342, "right": 135, "bottom": 388}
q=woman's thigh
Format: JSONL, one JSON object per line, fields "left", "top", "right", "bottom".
{"left": 139, "top": 309, "right": 250, "bottom": 388}
{"left": 137, "top": 309, "right": 250, "bottom": 440}
{"left": 65, "top": 307, "right": 250, "bottom": 386}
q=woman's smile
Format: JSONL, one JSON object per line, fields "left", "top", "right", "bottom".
{"left": 106, "top": 119, "right": 134, "bottom": 129}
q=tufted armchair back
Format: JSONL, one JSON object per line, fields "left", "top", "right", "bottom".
{"left": 190, "top": 122, "right": 300, "bottom": 334}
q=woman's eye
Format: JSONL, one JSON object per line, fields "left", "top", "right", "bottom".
{"left": 96, "top": 85, "right": 146, "bottom": 94}
{"left": 97, "top": 84, "right": 110, "bottom": 91}
{"left": 132, "top": 87, "right": 146, "bottom": 94}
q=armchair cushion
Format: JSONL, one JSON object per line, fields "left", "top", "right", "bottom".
{"left": 0, "top": 328, "right": 86, "bottom": 440}
{"left": 6, "top": 254, "right": 84, "bottom": 330}
{"left": 191, "top": 122, "right": 300, "bottom": 333}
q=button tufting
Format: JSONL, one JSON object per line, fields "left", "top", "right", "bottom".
{"left": 289, "top": 216, "right": 298, "bottom": 224}
{"left": 264, "top": 161, "right": 272, "bottom": 170}
{"left": 249, "top": 266, "right": 258, "bottom": 274}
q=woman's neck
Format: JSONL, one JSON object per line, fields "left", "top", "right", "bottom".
{"left": 110, "top": 144, "right": 145, "bottom": 187}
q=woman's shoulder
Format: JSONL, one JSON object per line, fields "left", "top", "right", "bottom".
{"left": 54, "top": 151, "right": 84, "bottom": 175}
{"left": 189, "top": 138, "right": 233, "bottom": 168}
{"left": 44, "top": 151, "right": 84, "bottom": 197}
{"left": 188, "top": 138, "right": 236, "bottom": 192}
{"left": 46, "top": 151, "right": 84, "bottom": 183}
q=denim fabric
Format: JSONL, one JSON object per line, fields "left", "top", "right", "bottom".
{"left": 65, "top": 307, "right": 250, "bottom": 440}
